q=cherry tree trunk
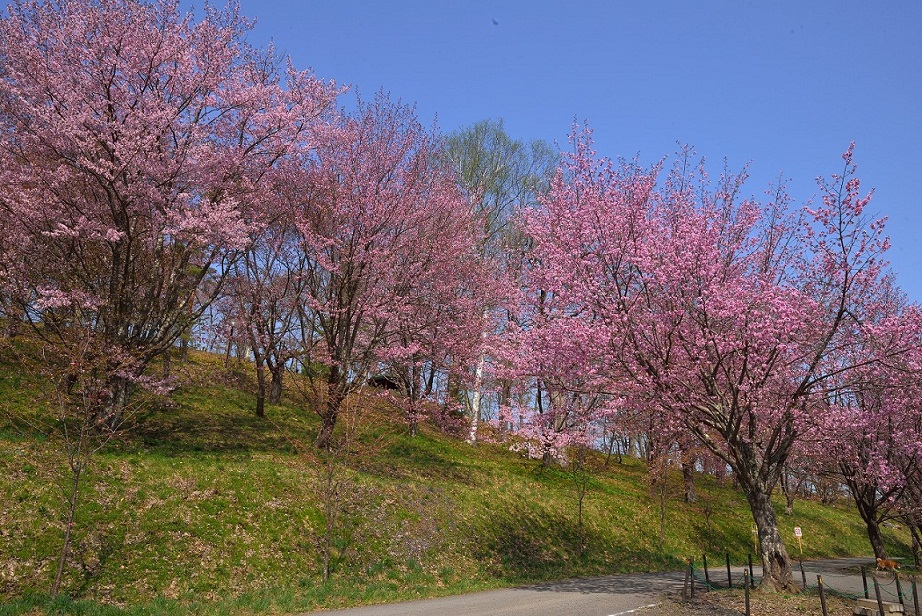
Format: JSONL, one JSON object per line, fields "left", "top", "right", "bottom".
{"left": 747, "top": 488, "right": 795, "bottom": 591}
{"left": 316, "top": 366, "right": 343, "bottom": 449}
{"left": 223, "top": 327, "right": 235, "bottom": 369}
{"left": 406, "top": 361, "right": 422, "bottom": 436}
{"left": 2, "top": 302, "right": 21, "bottom": 338}
{"left": 253, "top": 354, "right": 267, "bottom": 418}
{"left": 863, "top": 517, "right": 888, "bottom": 559}
{"left": 100, "top": 375, "right": 132, "bottom": 431}
{"left": 162, "top": 349, "right": 172, "bottom": 379}
{"left": 424, "top": 364, "right": 437, "bottom": 397}
{"left": 780, "top": 467, "right": 798, "bottom": 515}
{"left": 849, "top": 481, "right": 889, "bottom": 558}
{"left": 268, "top": 366, "right": 283, "bottom": 404}
{"left": 407, "top": 407, "right": 419, "bottom": 437}
{"left": 682, "top": 460, "right": 696, "bottom": 503}
{"left": 445, "top": 373, "right": 461, "bottom": 412}
{"left": 783, "top": 484, "right": 795, "bottom": 515}
{"left": 52, "top": 458, "right": 83, "bottom": 596}
{"left": 910, "top": 525, "right": 922, "bottom": 568}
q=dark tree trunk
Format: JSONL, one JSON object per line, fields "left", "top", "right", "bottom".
{"left": 316, "top": 410, "right": 337, "bottom": 450}
{"left": 604, "top": 432, "right": 617, "bottom": 468}
{"left": 542, "top": 442, "right": 554, "bottom": 467}
{"left": 268, "top": 365, "right": 283, "bottom": 404}
{"left": 708, "top": 428, "right": 796, "bottom": 591}
{"left": 445, "top": 372, "right": 461, "bottom": 412}
{"left": 316, "top": 366, "right": 343, "bottom": 449}
{"left": 658, "top": 471, "right": 667, "bottom": 553}
{"left": 53, "top": 458, "right": 82, "bottom": 596}
{"left": 253, "top": 353, "right": 266, "bottom": 418}
{"left": 910, "top": 524, "right": 922, "bottom": 569}
{"left": 781, "top": 469, "right": 795, "bottom": 515}
{"left": 682, "top": 458, "right": 696, "bottom": 503}
{"left": 747, "top": 484, "right": 795, "bottom": 591}
{"left": 223, "top": 327, "right": 234, "bottom": 368}
{"left": 2, "top": 305, "right": 20, "bottom": 338}
{"left": 424, "top": 363, "right": 437, "bottom": 397}
{"left": 99, "top": 375, "right": 132, "bottom": 431}
{"left": 679, "top": 445, "right": 696, "bottom": 502}
{"left": 618, "top": 437, "right": 630, "bottom": 463}
{"left": 179, "top": 334, "right": 189, "bottom": 362}
{"left": 864, "top": 517, "right": 887, "bottom": 559}
{"left": 715, "top": 462, "right": 727, "bottom": 486}
{"left": 407, "top": 405, "right": 419, "bottom": 437}
{"left": 255, "top": 378, "right": 266, "bottom": 418}
{"left": 847, "top": 474, "right": 889, "bottom": 559}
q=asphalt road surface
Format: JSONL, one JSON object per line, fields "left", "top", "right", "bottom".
{"left": 304, "top": 557, "right": 903, "bottom": 616}
{"left": 793, "top": 557, "right": 911, "bottom": 605}
{"left": 304, "top": 570, "right": 685, "bottom": 616}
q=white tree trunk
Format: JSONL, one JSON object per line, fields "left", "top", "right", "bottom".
{"left": 467, "top": 351, "right": 485, "bottom": 444}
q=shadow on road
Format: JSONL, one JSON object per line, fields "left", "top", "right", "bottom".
{"left": 522, "top": 571, "right": 686, "bottom": 595}
{"left": 800, "top": 557, "right": 876, "bottom": 574}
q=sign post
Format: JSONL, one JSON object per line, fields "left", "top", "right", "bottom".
{"left": 794, "top": 526, "right": 803, "bottom": 555}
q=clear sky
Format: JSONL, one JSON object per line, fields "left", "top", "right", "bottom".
{"left": 226, "top": 1, "right": 921, "bottom": 300}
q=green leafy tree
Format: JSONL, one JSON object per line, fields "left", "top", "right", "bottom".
{"left": 441, "top": 119, "right": 556, "bottom": 443}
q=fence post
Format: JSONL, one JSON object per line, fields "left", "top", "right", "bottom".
{"left": 748, "top": 553, "right": 755, "bottom": 588}
{"left": 912, "top": 575, "right": 920, "bottom": 616}
{"left": 799, "top": 559, "right": 807, "bottom": 590}
{"left": 874, "top": 576, "right": 887, "bottom": 616}
{"left": 897, "top": 572, "right": 906, "bottom": 608}
{"left": 743, "top": 570, "right": 751, "bottom": 616}
{"left": 690, "top": 558, "right": 695, "bottom": 599}
{"left": 817, "top": 575, "right": 828, "bottom": 616}
{"left": 726, "top": 552, "right": 732, "bottom": 588}
{"left": 861, "top": 565, "right": 869, "bottom": 599}
{"left": 703, "top": 553, "right": 710, "bottom": 586}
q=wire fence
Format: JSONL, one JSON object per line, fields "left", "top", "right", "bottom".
{"left": 685, "top": 553, "right": 758, "bottom": 593}
{"left": 682, "top": 553, "right": 922, "bottom": 616}
{"left": 859, "top": 569, "right": 918, "bottom": 606}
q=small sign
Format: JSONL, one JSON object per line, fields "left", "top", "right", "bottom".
{"left": 794, "top": 527, "right": 802, "bottom": 538}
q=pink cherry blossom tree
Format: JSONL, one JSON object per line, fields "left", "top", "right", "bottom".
{"left": 382, "top": 248, "right": 496, "bottom": 436}
{"left": 0, "top": 0, "right": 338, "bottom": 425}
{"left": 283, "top": 93, "right": 484, "bottom": 448}
{"left": 813, "top": 293, "right": 922, "bottom": 558}
{"left": 515, "top": 130, "right": 904, "bottom": 590}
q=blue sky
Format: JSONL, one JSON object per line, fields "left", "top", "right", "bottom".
{"left": 229, "top": 1, "right": 921, "bottom": 299}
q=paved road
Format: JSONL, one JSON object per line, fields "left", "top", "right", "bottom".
{"left": 304, "top": 571, "right": 687, "bottom": 616}
{"left": 796, "top": 557, "right": 914, "bottom": 606}
{"left": 304, "top": 557, "right": 911, "bottom": 616}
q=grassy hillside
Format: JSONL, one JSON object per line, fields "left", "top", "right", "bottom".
{"left": 0, "top": 338, "right": 909, "bottom": 615}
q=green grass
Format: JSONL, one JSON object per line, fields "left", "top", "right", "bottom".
{"left": 0, "top": 338, "right": 908, "bottom": 614}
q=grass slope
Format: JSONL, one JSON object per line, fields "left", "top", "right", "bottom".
{"left": 0, "top": 339, "right": 909, "bottom": 614}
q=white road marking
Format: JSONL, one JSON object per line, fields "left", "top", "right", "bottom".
{"left": 608, "top": 603, "right": 659, "bottom": 616}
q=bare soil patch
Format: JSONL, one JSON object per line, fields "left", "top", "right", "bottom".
{"left": 645, "top": 588, "right": 857, "bottom": 616}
